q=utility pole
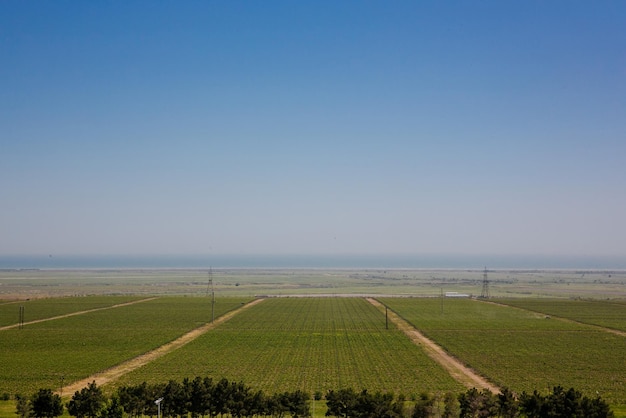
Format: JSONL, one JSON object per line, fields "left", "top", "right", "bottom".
{"left": 208, "top": 268, "right": 215, "bottom": 323}
{"left": 385, "top": 306, "right": 388, "bottom": 330}
{"left": 441, "top": 288, "right": 444, "bottom": 314}
{"left": 19, "top": 306, "right": 24, "bottom": 329}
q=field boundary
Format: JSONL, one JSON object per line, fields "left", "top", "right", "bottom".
{"left": 59, "top": 298, "right": 265, "bottom": 397}
{"left": 367, "top": 298, "right": 500, "bottom": 393}
{"left": 0, "top": 297, "right": 158, "bottom": 331}
{"left": 483, "top": 299, "right": 626, "bottom": 338}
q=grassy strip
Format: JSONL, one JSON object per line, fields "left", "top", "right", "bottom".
{"left": 0, "top": 297, "right": 250, "bottom": 396}
{"left": 380, "top": 297, "right": 626, "bottom": 407}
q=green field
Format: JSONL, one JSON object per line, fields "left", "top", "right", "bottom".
{"left": 496, "top": 298, "right": 626, "bottom": 332}
{"left": 1, "top": 268, "right": 625, "bottom": 416}
{"left": 0, "top": 297, "right": 250, "bottom": 396}
{"left": 0, "top": 296, "right": 145, "bottom": 327}
{"left": 380, "top": 297, "right": 626, "bottom": 407}
{"left": 115, "top": 297, "right": 465, "bottom": 396}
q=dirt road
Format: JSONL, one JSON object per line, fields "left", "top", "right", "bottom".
{"left": 484, "top": 299, "right": 626, "bottom": 338}
{"left": 60, "top": 298, "right": 264, "bottom": 396}
{"left": 55, "top": 296, "right": 499, "bottom": 396}
{"left": 366, "top": 298, "right": 500, "bottom": 393}
{"left": 0, "top": 297, "right": 158, "bottom": 331}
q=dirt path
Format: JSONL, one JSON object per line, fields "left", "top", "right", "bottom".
{"left": 0, "top": 297, "right": 159, "bottom": 331}
{"left": 366, "top": 298, "right": 500, "bottom": 393}
{"left": 483, "top": 299, "right": 626, "bottom": 338}
{"left": 60, "top": 298, "right": 264, "bottom": 397}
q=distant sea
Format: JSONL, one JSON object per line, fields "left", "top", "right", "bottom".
{"left": 0, "top": 254, "right": 624, "bottom": 270}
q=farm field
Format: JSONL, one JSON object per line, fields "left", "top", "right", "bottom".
{"left": 114, "top": 297, "right": 466, "bottom": 396}
{"left": 379, "top": 297, "right": 626, "bottom": 408}
{"left": 496, "top": 298, "right": 626, "bottom": 332}
{"left": 0, "top": 297, "right": 250, "bottom": 396}
{"left": 1, "top": 269, "right": 625, "bottom": 416}
{"left": 0, "top": 295, "right": 146, "bottom": 327}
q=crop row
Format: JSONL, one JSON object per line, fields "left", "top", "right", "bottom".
{"left": 114, "top": 298, "right": 465, "bottom": 396}
{"left": 379, "top": 297, "right": 626, "bottom": 406}
{"left": 495, "top": 298, "right": 626, "bottom": 332}
{"left": 0, "top": 297, "right": 251, "bottom": 395}
{"left": 0, "top": 296, "right": 145, "bottom": 327}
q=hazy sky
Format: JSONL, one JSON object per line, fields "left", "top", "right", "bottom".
{"left": 1, "top": 1, "right": 625, "bottom": 257}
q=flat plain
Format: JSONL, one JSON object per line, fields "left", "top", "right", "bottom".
{"left": 0, "top": 267, "right": 624, "bottom": 416}
{"left": 1, "top": 267, "right": 625, "bottom": 299}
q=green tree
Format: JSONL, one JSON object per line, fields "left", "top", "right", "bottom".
{"left": 98, "top": 396, "right": 123, "bottom": 418}
{"left": 162, "top": 380, "right": 188, "bottom": 418}
{"left": 15, "top": 394, "right": 32, "bottom": 418}
{"left": 411, "top": 392, "right": 435, "bottom": 418}
{"left": 227, "top": 381, "right": 251, "bottom": 418}
{"left": 67, "top": 381, "right": 106, "bottom": 418}
{"left": 211, "top": 378, "right": 231, "bottom": 418}
{"left": 30, "top": 389, "right": 63, "bottom": 418}
{"left": 281, "top": 390, "right": 310, "bottom": 418}
{"left": 458, "top": 388, "right": 497, "bottom": 418}
{"left": 185, "top": 376, "right": 212, "bottom": 418}
{"left": 519, "top": 386, "right": 613, "bottom": 418}
{"left": 519, "top": 390, "right": 544, "bottom": 418}
{"left": 580, "top": 394, "right": 614, "bottom": 418}
{"left": 325, "top": 388, "right": 357, "bottom": 418}
{"left": 246, "top": 390, "right": 266, "bottom": 417}
{"left": 118, "top": 382, "right": 150, "bottom": 418}
{"left": 267, "top": 393, "right": 288, "bottom": 418}
{"left": 533, "top": 386, "right": 613, "bottom": 418}
{"left": 496, "top": 387, "right": 519, "bottom": 418}
{"left": 545, "top": 386, "right": 583, "bottom": 417}
{"left": 326, "top": 388, "right": 401, "bottom": 418}
{"left": 359, "top": 390, "right": 402, "bottom": 418}
{"left": 442, "top": 392, "right": 459, "bottom": 418}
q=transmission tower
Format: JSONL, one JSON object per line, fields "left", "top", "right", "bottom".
{"left": 480, "top": 266, "right": 490, "bottom": 299}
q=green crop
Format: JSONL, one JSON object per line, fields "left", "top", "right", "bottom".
{"left": 0, "top": 296, "right": 145, "bottom": 327}
{"left": 497, "top": 298, "right": 626, "bottom": 332}
{"left": 4, "top": 295, "right": 623, "bottom": 412}
{"left": 380, "top": 297, "right": 626, "bottom": 406}
{"left": 115, "top": 297, "right": 465, "bottom": 396}
{"left": 0, "top": 297, "right": 250, "bottom": 395}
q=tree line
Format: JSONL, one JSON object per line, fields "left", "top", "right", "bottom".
{"left": 325, "top": 386, "right": 613, "bottom": 418}
{"left": 14, "top": 377, "right": 614, "bottom": 418}
{"left": 16, "top": 378, "right": 309, "bottom": 418}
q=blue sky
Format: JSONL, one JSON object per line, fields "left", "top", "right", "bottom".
{"left": 1, "top": 1, "right": 625, "bottom": 257}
